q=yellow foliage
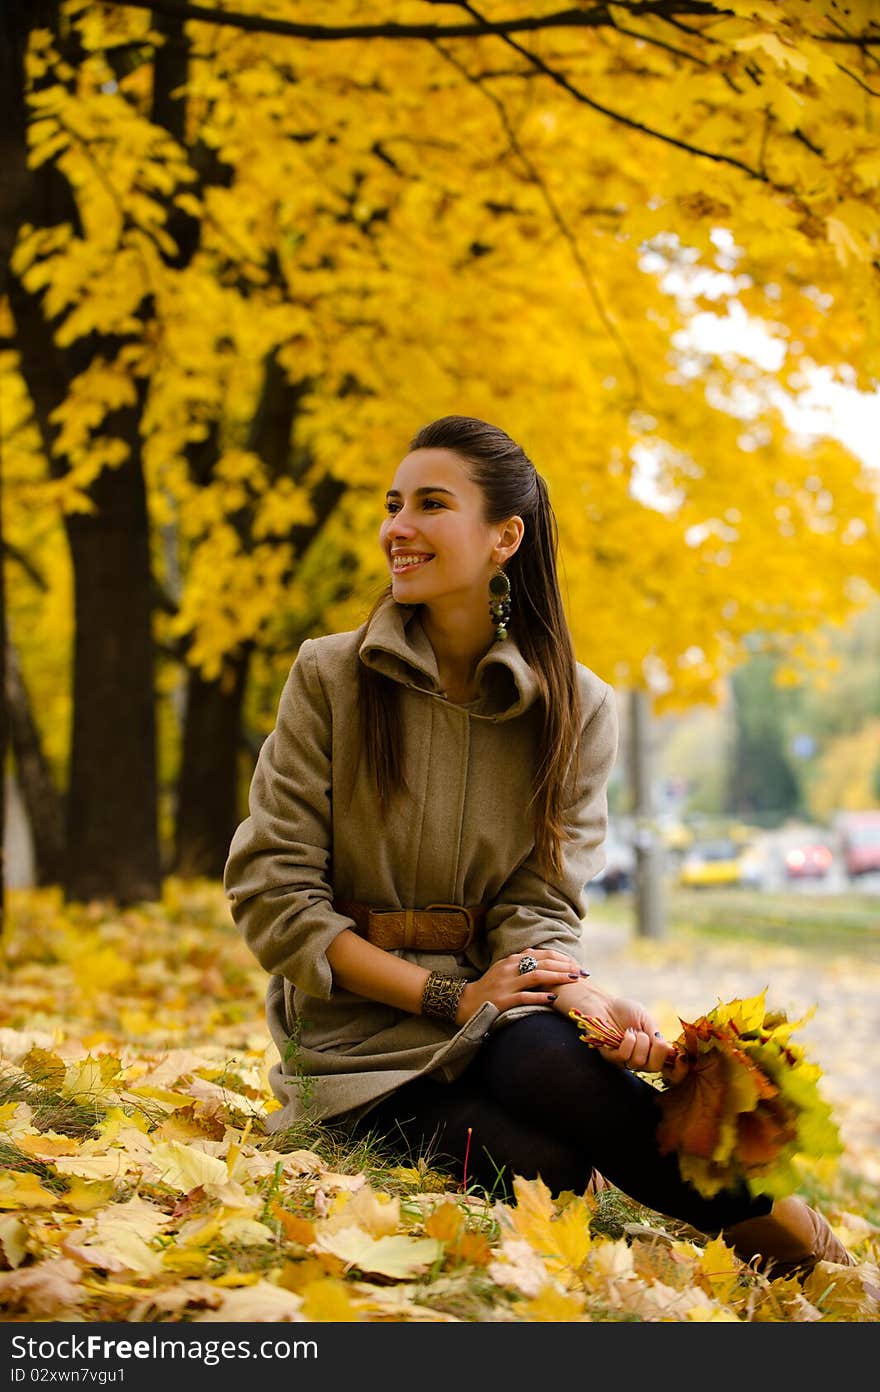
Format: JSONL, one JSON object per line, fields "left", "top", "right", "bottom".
{"left": 805, "top": 720, "right": 880, "bottom": 820}
{"left": 3, "top": 0, "right": 880, "bottom": 782}
{"left": 510, "top": 1176, "right": 592, "bottom": 1277}
{"left": 0, "top": 1172, "right": 60, "bottom": 1210}
{"left": 299, "top": 1276, "right": 362, "bottom": 1321}
{"left": 520, "top": 1283, "right": 587, "bottom": 1320}
{"left": 0, "top": 884, "right": 877, "bottom": 1322}
{"left": 697, "top": 1235, "right": 743, "bottom": 1304}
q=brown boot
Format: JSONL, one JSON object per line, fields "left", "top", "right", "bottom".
{"left": 723, "top": 1195, "right": 856, "bottom": 1280}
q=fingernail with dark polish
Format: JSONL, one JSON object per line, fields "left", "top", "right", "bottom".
{"left": 580, "top": 970, "right": 591, "bottom": 977}
{"left": 654, "top": 1031, "right": 662, "bottom": 1038}
{"left": 547, "top": 994, "right": 557, "bottom": 1001}
{"left": 568, "top": 972, "right": 579, "bottom": 979}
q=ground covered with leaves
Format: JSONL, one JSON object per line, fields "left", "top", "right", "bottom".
{"left": 1, "top": 883, "right": 877, "bottom": 1323}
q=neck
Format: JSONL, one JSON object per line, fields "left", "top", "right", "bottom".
{"left": 420, "top": 599, "right": 496, "bottom": 684}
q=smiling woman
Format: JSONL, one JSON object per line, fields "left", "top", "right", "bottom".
{"left": 224, "top": 414, "right": 854, "bottom": 1282}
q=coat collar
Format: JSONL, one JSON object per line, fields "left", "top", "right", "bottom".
{"left": 358, "top": 595, "right": 541, "bottom": 721}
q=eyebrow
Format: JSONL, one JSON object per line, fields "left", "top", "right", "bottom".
{"left": 385, "top": 485, "right": 457, "bottom": 499}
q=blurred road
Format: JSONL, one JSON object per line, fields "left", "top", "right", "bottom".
{"left": 580, "top": 906, "right": 880, "bottom": 1188}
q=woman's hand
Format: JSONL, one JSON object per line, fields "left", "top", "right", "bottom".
{"left": 597, "top": 994, "right": 680, "bottom": 1075}
{"left": 550, "top": 980, "right": 682, "bottom": 1076}
{"left": 456, "top": 948, "right": 589, "bottom": 1025}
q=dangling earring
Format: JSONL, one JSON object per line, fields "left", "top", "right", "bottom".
{"left": 488, "top": 567, "right": 511, "bottom": 642}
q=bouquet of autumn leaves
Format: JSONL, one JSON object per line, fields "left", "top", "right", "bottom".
{"left": 570, "top": 991, "right": 843, "bottom": 1199}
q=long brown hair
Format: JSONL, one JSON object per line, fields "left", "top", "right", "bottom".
{"left": 358, "top": 415, "right": 581, "bottom": 876}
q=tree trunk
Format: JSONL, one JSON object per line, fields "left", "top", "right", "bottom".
{"left": 172, "top": 349, "right": 348, "bottom": 876}
{"left": 0, "top": 4, "right": 211, "bottom": 905}
{"left": 171, "top": 351, "right": 302, "bottom": 877}
{"left": 0, "top": 1, "right": 62, "bottom": 929}
{"left": 64, "top": 440, "right": 160, "bottom": 903}
{"left": 8, "top": 246, "right": 162, "bottom": 902}
{"left": 172, "top": 650, "right": 251, "bottom": 879}
{"left": 4, "top": 637, "right": 66, "bottom": 886}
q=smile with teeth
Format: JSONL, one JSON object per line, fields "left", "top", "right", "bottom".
{"left": 391, "top": 553, "right": 434, "bottom": 573}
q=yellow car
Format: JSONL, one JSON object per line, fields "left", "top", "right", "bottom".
{"left": 678, "top": 838, "right": 745, "bottom": 889}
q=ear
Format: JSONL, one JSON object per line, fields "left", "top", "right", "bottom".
{"left": 492, "top": 515, "right": 525, "bottom": 566}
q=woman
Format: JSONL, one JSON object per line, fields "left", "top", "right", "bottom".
{"left": 224, "top": 415, "right": 852, "bottom": 1279}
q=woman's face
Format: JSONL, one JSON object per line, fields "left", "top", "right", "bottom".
{"left": 380, "top": 447, "right": 504, "bottom": 607}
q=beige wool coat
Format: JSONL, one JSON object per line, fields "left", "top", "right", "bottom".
{"left": 223, "top": 596, "right": 619, "bottom": 1134}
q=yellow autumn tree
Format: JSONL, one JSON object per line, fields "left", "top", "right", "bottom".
{"left": 3, "top": 0, "right": 879, "bottom": 885}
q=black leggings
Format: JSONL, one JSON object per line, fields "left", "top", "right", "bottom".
{"left": 351, "top": 1014, "right": 772, "bottom": 1232}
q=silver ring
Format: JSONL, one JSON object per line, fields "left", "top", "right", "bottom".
{"left": 518, "top": 954, "right": 539, "bottom": 976}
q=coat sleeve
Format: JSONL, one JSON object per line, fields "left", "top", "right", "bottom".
{"left": 222, "top": 638, "right": 354, "bottom": 1000}
{"left": 482, "top": 682, "right": 619, "bottom": 966}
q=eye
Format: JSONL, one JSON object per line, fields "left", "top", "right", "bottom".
{"left": 422, "top": 498, "right": 444, "bottom": 509}
{"left": 384, "top": 500, "right": 400, "bottom": 514}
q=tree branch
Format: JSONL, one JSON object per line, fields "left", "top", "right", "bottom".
{"left": 450, "top": 1, "right": 771, "bottom": 184}
{"left": 102, "top": 1, "right": 724, "bottom": 43}
{"left": 101, "top": 0, "right": 880, "bottom": 47}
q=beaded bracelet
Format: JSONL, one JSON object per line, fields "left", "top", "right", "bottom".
{"left": 421, "top": 972, "right": 467, "bottom": 1023}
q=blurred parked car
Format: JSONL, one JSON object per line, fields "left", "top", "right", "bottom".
{"left": 593, "top": 827, "right": 635, "bottom": 894}
{"left": 678, "top": 838, "right": 744, "bottom": 889}
{"left": 737, "top": 841, "right": 774, "bottom": 890}
{"left": 783, "top": 841, "right": 834, "bottom": 880}
{"left": 658, "top": 818, "right": 693, "bottom": 854}
{"left": 837, "top": 811, "right": 880, "bottom": 879}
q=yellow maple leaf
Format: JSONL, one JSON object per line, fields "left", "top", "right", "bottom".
{"left": 15, "top": 1131, "right": 80, "bottom": 1159}
{"left": 52, "top": 1154, "right": 131, "bottom": 1181}
{"left": 425, "top": 1200, "right": 465, "bottom": 1243}
{"left": 0, "top": 1101, "right": 33, "bottom": 1138}
{"left": 520, "top": 1283, "right": 586, "bottom": 1321}
{"left": 94, "top": 1107, "right": 150, "bottom": 1144}
{"left": 299, "top": 1276, "right": 361, "bottom": 1321}
{"left": 323, "top": 1184, "right": 399, "bottom": 1238}
{"left": 149, "top": 1139, "right": 228, "bottom": 1191}
{"left": 381, "top": 1165, "right": 424, "bottom": 1186}
{"left": 314, "top": 1225, "right": 442, "bottom": 1280}
{"left": 197, "top": 1281, "right": 304, "bottom": 1322}
{"left": 60, "top": 1056, "right": 123, "bottom": 1107}
{"left": 161, "top": 1248, "right": 209, "bottom": 1276}
{"left": 510, "top": 1173, "right": 556, "bottom": 1248}
{"left": 697, "top": 1235, "right": 742, "bottom": 1304}
{"left": 510, "top": 1177, "right": 592, "bottom": 1275}
{"left": 686, "top": 1303, "right": 741, "bottom": 1321}
{"left": 58, "top": 1177, "right": 117, "bottom": 1213}
{"left": 0, "top": 1215, "right": 29, "bottom": 1269}
{"left": 0, "top": 1171, "right": 60, "bottom": 1209}
{"left": 21, "top": 1047, "right": 66, "bottom": 1092}
{"left": 126, "top": 1085, "right": 200, "bottom": 1111}
{"left": 271, "top": 1206, "right": 316, "bottom": 1247}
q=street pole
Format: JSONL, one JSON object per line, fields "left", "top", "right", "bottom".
{"left": 629, "top": 688, "right": 665, "bottom": 938}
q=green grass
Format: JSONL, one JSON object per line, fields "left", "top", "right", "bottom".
{"left": 592, "top": 886, "right": 879, "bottom": 957}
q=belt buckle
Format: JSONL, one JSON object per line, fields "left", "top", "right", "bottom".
{"left": 425, "top": 903, "right": 475, "bottom": 949}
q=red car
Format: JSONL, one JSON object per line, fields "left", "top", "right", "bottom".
{"left": 783, "top": 843, "right": 834, "bottom": 880}
{"left": 838, "top": 812, "right": 880, "bottom": 879}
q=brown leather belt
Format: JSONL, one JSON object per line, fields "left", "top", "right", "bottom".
{"left": 334, "top": 899, "right": 483, "bottom": 952}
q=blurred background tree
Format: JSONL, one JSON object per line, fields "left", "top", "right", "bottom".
{"left": 726, "top": 655, "right": 804, "bottom": 823}
{"left": 655, "top": 596, "right": 880, "bottom": 826}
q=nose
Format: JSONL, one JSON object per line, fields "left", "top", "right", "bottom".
{"left": 385, "top": 507, "right": 417, "bottom": 541}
